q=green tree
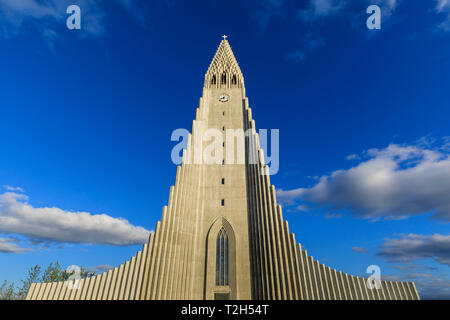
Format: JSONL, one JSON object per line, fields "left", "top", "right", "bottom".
{"left": 1, "top": 262, "right": 96, "bottom": 300}
{"left": 41, "top": 261, "right": 67, "bottom": 283}
{"left": 80, "top": 266, "right": 96, "bottom": 279}
{"left": 16, "top": 264, "right": 41, "bottom": 300}
{"left": 0, "top": 280, "right": 16, "bottom": 300}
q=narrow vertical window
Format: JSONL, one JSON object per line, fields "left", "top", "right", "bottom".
{"left": 221, "top": 178, "right": 225, "bottom": 185}
{"left": 216, "top": 228, "right": 229, "bottom": 286}
{"left": 221, "top": 199, "right": 225, "bottom": 206}
{"left": 216, "top": 232, "right": 220, "bottom": 284}
{"left": 221, "top": 73, "right": 226, "bottom": 84}
{"left": 211, "top": 75, "right": 216, "bottom": 85}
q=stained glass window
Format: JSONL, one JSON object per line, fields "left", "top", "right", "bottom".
{"left": 216, "top": 228, "right": 229, "bottom": 286}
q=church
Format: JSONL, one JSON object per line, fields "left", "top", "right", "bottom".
{"left": 26, "top": 37, "right": 419, "bottom": 300}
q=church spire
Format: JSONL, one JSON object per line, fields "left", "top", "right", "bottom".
{"left": 204, "top": 36, "right": 244, "bottom": 88}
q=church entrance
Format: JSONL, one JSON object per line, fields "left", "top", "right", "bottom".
{"left": 205, "top": 218, "right": 236, "bottom": 300}
{"left": 214, "top": 293, "right": 230, "bottom": 300}
{"left": 214, "top": 228, "right": 231, "bottom": 300}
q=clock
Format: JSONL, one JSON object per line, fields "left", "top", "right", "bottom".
{"left": 219, "top": 93, "right": 229, "bottom": 102}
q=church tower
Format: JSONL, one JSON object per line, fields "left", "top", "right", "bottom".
{"left": 26, "top": 37, "right": 420, "bottom": 300}
{"left": 140, "top": 35, "right": 253, "bottom": 300}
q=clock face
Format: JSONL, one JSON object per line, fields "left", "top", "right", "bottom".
{"left": 219, "top": 93, "right": 229, "bottom": 102}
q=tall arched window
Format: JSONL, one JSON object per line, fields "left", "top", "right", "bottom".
{"left": 221, "top": 73, "right": 227, "bottom": 85}
{"left": 216, "top": 228, "right": 229, "bottom": 286}
{"left": 211, "top": 75, "right": 216, "bottom": 85}
{"left": 231, "top": 75, "right": 237, "bottom": 85}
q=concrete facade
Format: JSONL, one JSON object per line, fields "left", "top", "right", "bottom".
{"left": 26, "top": 38, "right": 420, "bottom": 300}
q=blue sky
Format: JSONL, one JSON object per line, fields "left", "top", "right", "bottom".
{"left": 0, "top": 0, "right": 449, "bottom": 299}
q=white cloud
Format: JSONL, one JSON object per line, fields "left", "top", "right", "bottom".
{"left": 383, "top": 271, "right": 450, "bottom": 299}
{"left": 435, "top": 0, "right": 450, "bottom": 32}
{"left": 346, "top": 154, "right": 360, "bottom": 160}
{"left": 352, "top": 246, "right": 369, "bottom": 253}
{"left": 393, "top": 262, "right": 436, "bottom": 272}
{"left": 324, "top": 212, "right": 344, "bottom": 219}
{"left": 378, "top": 233, "right": 450, "bottom": 266}
{"left": 294, "top": 0, "right": 450, "bottom": 37}
{"left": 419, "top": 278, "right": 450, "bottom": 299}
{"left": 437, "top": 0, "right": 450, "bottom": 11}
{"left": 296, "top": 204, "right": 309, "bottom": 212}
{"left": 297, "top": 0, "right": 402, "bottom": 22}
{"left": 0, "top": 0, "right": 60, "bottom": 20}
{"left": 87, "top": 264, "right": 114, "bottom": 273}
{"left": 286, "top": 32, "right": 325, "bottom": 62}
{"left": 252, "top": 0, "right": 286, "bottom": 31}
{"left": 0, "top": 191, "right": 151, "bottom": 246}
{"left": 3, "top": 186, "right": 24, "bottom": 192}
{"left": 0, "top": 0, "right": 146, "bottom": 45}
{"left": 415, "top": 274, "right": 450, "bottom": 300}
{"left": 291, "top": 0, "right": 403, "bottom": 61}
{"left": 294, "top": 0, "right": 406, "bottom": 35}
{"left": 377, "top": 232, "right": 450, "bottom": 299}
{"left": 277, "top": 188, "right": 307, "bottom": 206}
{"left": 297, "top": 0, "right": 346, "bottom": 22}
{"left": 277, "top": 139, "right": 450, "bottom": 221}
{"left": 0, "top": 237, "right": 27, "bottom": 253}
{"left": 371, "top": 0, "right": 401, "bottom": 18}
